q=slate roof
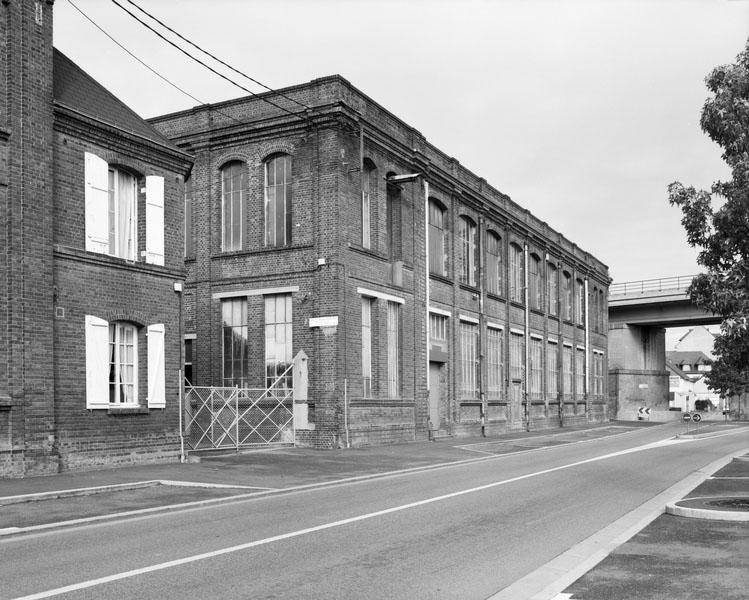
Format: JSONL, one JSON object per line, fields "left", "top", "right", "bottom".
{"left": 666, "top": 350, "right": 712, "bottom": 366}
{"left": 53, "top": 49, "right": 181, "bottom": 152}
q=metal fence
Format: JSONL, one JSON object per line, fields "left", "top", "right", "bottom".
{"left": 183, "top": 366, "right": 295, "bottom": 451}
{"left": 609, "top": 274, "right": 696, "bottom": 296}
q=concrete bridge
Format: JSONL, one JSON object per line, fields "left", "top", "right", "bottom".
{"left": 607, "top": 275, "right": 720, "bottom": 420}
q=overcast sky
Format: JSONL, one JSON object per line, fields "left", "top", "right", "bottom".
{"left": 54, "top": 0, "right": 749, "bottom": 286}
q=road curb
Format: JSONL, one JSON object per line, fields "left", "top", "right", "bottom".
{"left": 666, "top": 495, "right": 749, "bottom": 521}
{"left": 487, "top": 446, "right": 748, "bottom": 600}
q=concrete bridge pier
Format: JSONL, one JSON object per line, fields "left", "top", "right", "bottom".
{"left": 608, "top": 324, "right": 669, "bottom": 420}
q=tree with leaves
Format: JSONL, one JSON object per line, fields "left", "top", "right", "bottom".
{"left": 668, "top": 40, "right": 749, "bottom": 412}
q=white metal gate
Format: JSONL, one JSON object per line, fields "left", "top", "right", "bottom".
{"left": 183, "top": 364, "right": 295, "bottom": 451}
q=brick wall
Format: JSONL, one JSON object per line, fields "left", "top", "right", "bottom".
{"left": 150, "top": 75, "right": 611, "bottom": 449}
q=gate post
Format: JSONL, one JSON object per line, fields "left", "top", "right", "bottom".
{"left": 293, "top": 351, "right": 309, "bottom": 429}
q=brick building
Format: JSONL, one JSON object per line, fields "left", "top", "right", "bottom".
{"left": 1, "top": 1, "right": 192, "bottom": 476}
{"left": 150, "top": 76, "right": 610, "bottom": 448}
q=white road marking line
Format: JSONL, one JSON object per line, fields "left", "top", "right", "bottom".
{"left": 10, "top": 439, "right": 693, "bottom": 600}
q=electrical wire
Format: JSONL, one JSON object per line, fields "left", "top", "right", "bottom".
{"left": 109, "top": 0, "right": 311, "bottom": 123}
{"left": 66, "top": 0, "right": 206, "bottom": 109}
{"left": 121, "top": 0, "right": 311, "bottom": 112}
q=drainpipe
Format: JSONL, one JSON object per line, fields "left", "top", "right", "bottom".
{"left": 424, "top": 179, "right": 430, "bottom": 401}
{"left": 480, "top": 219, "right": 486, "bottom": 436}
{"left": 584, "top": 277, "right": 590, "bottom": 417}
{"left": 524, "top": 242, "right": 530, "bottom": 432}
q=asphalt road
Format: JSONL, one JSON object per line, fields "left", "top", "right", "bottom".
{"left": 2, "top": 425, "right": 746, "bottom": 600}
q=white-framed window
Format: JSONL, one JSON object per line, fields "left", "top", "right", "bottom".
{"left": 563, "top": 344, "right": 573, "bottom": 397}
{"left": 548, "top": 263, "right": 558, "bottom": 316}
{"left": 576, "top": 347, "right": 586, "bottom": 399}
{"left": 430, "top": 312, "right": 448, "bottom": 353}
{"left": 85, "top": 316, "right": 165, "bottom": 409}
{"left": 486, "top": 231, "right": 502, "bottom": 296}
{"left": 222, "top": 298, "right": 249, "bottom": 387}
{"left": 221, "top": 161, "right": 246, "bottom": 252}
{"left": 458, "top": 216, "right": 477, "bottom": 286}
{"left": 362, "top": 297, "right": 373, "bottom": 396}
{"left": 510, "top": 330, "right": 524, "bottom": 382}
{"left": 109, "top": 322, "right": 137, "bottom": 405}
{"left": 510, "top": 243, "right": 524, "bottom": 303}
{"left": 429, "top": 199, "right": 447, "bottom": 276}
{"left": 547, "top": 340, "right": 559, "bottom": 398}
{"left": 460, "top": 320, "right": 480, "bottom": 399}
{"left": 265, "top": 294, "right": 293, "bottom": 388}
{"left": 85, "top": 152, "right": 164, "bottom": 264}
{"left": 386, "top": 301, "right": 400, "bottom": 397}
{"left": 265, "top": 154, "right": 292, "bottom": 247}
{"left": 529, "top": 336, "right": 543, "bottom": 400}
{"left": 576, "top": 278, "right": 585, "bottom": 325}
{"left": 593, "top": 350, "right": 605, "bottom": 397}
{"left": 108, "top": 168, "right": 137, "bottom": 260}
{"left": 487, "top": 326, "right": 504, "bottom": 400}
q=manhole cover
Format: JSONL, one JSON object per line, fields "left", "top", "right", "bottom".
{"left": 706, "top": 498, "right": 749, "bottom": 510}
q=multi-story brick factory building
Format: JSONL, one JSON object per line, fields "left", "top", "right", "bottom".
{"left": 151, "top": 76, "right": 610, "bottom": 449}
{"left": 2, "top": 2, "right": 608, "bottom": 476}
{"left": 1, "top": 1, "right": 192, "bottom": 476}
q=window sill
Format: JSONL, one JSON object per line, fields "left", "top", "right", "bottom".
{"left": 429, "top": 273, "right": 452, "bottom": 285}
{"left": 108, "top": 406, "right": 150, "bottom": 415}
{"left": 458, "top": 283, "right": 480, "bottom": 294}
{"left": 349, "top": 245, "right": 388, "bottom": 262}
{"left": 486, "top": 291, "right": 505, "bottom": 301}
{"left": 211, "top": 244, "right": 314, "bottom": 259}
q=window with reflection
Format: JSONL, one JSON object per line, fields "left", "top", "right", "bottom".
{"left": 486, "top": 231, "right": 502, "bottom": 296}
{"left": 264, "top": 154, "right": 292, "bottom": 247}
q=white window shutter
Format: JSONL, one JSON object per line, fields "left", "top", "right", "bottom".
{"left": 145, "top": 176, "right": 165, "bottom": 266}
{"left": 148, "top": 323, "right": 166, "bottom": 408}
{"left": 85, "top": 315, "right": 110, "bottom": 409}
{"left": 84, "top": 152, "right": 109, "bottom": 254}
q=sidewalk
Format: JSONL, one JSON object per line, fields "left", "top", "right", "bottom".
{"left": 558, "top": 449, "right": 749, "bottom": 600}
{"left": 0, "top": 422, "right": 657, "bottom": 533}
{"left": 1, "top": 420, "right": 746, "bottom": 600}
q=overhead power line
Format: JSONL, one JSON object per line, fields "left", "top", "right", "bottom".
{"left": 121, "top": 0, "right": 311, "bottom": 112}
{"left": 65, "top": 0, "right": 252, "bottom": 129}
{"left": 109, "top": 0, "right": 311, "bottom": 124}
{"left": 67, "top": 0, "right": 206, "bottom": 109}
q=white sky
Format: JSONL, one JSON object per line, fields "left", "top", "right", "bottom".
{"left": 53, "top": 0, "right": 749, "bottom": 285}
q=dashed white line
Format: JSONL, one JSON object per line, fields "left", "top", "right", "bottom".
{"left": 11, "top": 438, "right": 691, "bottom": 600}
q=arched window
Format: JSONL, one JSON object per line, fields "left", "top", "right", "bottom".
{"left": 428, "top": 199, "right": 447, "bottom": 276}
{"left": 458, "top": 216, "right": 477, "bottom": 286}
{"left": 529, "top": 253, "right": 542, "bottom": 309}
{"left": 576, "top": 278, "right": 585, "bottom": 324}
{"left": 592, "top": 286, "right": 599, "bottom": 332}
{"left": 361, "top": 159, "right": 376, "bottom": 249}
{"left": 264, "top": 154, "right": 292, "bottom": 247}
{"left": 563, "top": 271, "right": 572, "bottom": 320}
{"left": 486, "top": 231, "right": 502, "bottom": 296}
{"left": 547, "top": 262, "right": 558, "bottom": 316}
{"left": 509, "top": 243, "right": 524, "bottom": 303}
{"left": 599, "top": 289, "right": 605, "bottom": 332}
{"left": 221, "top": 161, "right": 246, "bottom": 252}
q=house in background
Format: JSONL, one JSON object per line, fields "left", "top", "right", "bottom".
{"left": 673, "top": 325, "right": 718, "bottom": 358}
{"left": 666, "top": 350, "right": 720, "bottom": 411}
{"left": 1, "top": 1, "right": 192, "bottom": 477}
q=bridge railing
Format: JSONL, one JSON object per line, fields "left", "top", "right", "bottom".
{"left": 610, "top": 275, "right": 696, "bottom": 296}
